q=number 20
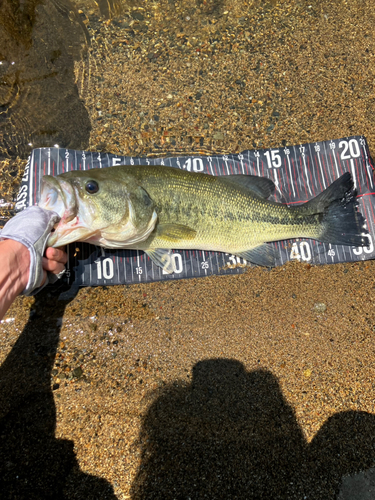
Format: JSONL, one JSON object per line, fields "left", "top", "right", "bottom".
{"left": 339, "top": 139, "right": 360, "bottom": 160}
{"left": 162, "top": 253, "right": 183, "bottom": 274}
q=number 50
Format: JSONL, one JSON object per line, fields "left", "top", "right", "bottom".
{"left": 353, "top": 234, "right": 374, "bottom": 255}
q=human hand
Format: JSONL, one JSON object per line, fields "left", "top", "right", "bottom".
{"left": 0, "top": 206, "right": 65, "bottom": 295}
{"left": 42, "top": 247, "right": 68, "bottom": 285}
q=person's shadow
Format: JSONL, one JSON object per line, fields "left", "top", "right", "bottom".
{"left": 0, "top": 288, "right": 117, "bottom": 499}
{"left": 131, "top": 359, "right": 375, "bottom": 500}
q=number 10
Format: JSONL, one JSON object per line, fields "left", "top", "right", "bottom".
{"left": 95, "top": 258, "right": 114, "bottom": 279}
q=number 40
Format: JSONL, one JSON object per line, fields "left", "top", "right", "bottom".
{"left": 290, "top": 242, "right": 311, "bottom": 262}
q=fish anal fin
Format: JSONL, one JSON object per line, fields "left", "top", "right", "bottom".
{"left": 156, "top": 223, "right": 197, "bottom": 242}
{"left": 236, "top": 243, "right": 276, "bottom": 267}
{"left": 145, "top": 248, "right": 176, "bottom": 274}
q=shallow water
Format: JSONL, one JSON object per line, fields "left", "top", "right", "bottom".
{"left": 1, "top": 1, "right": 375, "bottom": 498}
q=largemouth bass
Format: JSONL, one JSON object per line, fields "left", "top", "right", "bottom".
{"left": 38, "top": 165, "right": 368, "bottom": 272}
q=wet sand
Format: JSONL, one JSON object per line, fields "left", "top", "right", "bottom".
{"left": 2, "top": 0, "right": 375, "bottom": 498}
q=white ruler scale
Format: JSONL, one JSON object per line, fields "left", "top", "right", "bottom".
{"left": 15, "top": 135, "right": 375, "bottom": 287}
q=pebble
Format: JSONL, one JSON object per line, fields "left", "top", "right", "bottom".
{"left": 313, "top": 302, "right": 327, "bottom": 314}
{"left": 73, "top": 367, "right": 83, "bottom": 378}
{"left": 213, "top": 132, "right": 224, "bottom": 140}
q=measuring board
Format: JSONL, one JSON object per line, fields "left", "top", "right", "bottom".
{"left": 14, "top": 135, "right": 375, "bottom": 287}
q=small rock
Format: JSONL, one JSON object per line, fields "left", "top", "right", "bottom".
{"left": 313, "top": 302, "right": 327, "bottom": 313}
{"left": 73, "top": 367, "right": 83, "bottom": 378}
{"left": 131, "top": 12, "right": 144, "bottom": 21}
{"left": 213, "top": 132, "right": 224, "bottom": 140}
{"left": 235, "top": 79, "right": 245, "bottom": 87}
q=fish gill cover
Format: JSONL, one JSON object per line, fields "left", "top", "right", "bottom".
{"left": 15, "top": 135, "right": 375, "bottom": 286}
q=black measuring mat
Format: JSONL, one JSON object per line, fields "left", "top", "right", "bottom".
{"left": 15, "top": 135, "right": 375, "bottom": 287}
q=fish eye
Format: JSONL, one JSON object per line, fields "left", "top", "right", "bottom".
{"left": 85, "top": 180, "right": 99, "bottom": 194}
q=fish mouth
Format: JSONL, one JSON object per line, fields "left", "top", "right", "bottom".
{"left": 39, "top": 175, "right": 76, "bottom": 219}
{"left": 47, "top": 215, "right": 99, "bottom": 248}
{"left": 39, "top": 175, "right": 97, "bottom": 247}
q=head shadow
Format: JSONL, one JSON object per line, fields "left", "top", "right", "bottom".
{"left": 0, "top": 286, "right": 117, "bottom": 499}
{"left": 131, "top": 358, "right": 375, "bottom": 500}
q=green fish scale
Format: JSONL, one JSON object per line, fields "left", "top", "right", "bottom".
{"left": 125, "top": 166, "right": 322, "bottom": 252}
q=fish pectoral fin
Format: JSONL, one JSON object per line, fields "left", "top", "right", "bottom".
{"left": 145, "top": 248, "right": 176, "bottom": 274}
{"left": 236, "top": 244, "right": 276, "bottom": 267}
{"left": 221, "top": 175, "right": 275, "bottom": 198}
{"left": 156, "top": 223, "right": 197, "bottom": 242}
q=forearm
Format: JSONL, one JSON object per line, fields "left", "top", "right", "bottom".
{"left": 0, "top": 239, "right": 30, "bottom": 320}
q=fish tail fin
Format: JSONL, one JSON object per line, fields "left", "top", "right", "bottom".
{"left": 301, "top": 172, "right": 354, "bottom": 213}
{"left": 303, "top": 172, "right": 369, "bottom": 247}
{"left": 319, "top": 196, "right": 369, "bottom": 247}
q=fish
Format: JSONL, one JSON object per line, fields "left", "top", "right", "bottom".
{"left": 38, "top": 165, "right": 369, "bottom": 273}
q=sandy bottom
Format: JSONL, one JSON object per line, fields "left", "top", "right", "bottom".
{"left": 1, "top": 0, "right": 375, "bottom": 498}
{"left": 1, "top": 259, "right": 375, "bottom": 498}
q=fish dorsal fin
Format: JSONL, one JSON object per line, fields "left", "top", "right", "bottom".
{"left": 220, "top": 175, "right": 275, "bottom": 199}
{"left": 145, "top": 248, "right": 175, "bottom": 274}
{"left": 156, "top": 223, "right": 197, "bottom": 242}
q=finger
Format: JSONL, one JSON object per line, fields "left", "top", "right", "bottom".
{"left": 45, "top": 247, "right": 68, "bottom": 264}
{"left": 42, "top": 257, "right": 66, "bottom": 274}
{"left": 39, "top": 269, "right": 48, "bottom": 287}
